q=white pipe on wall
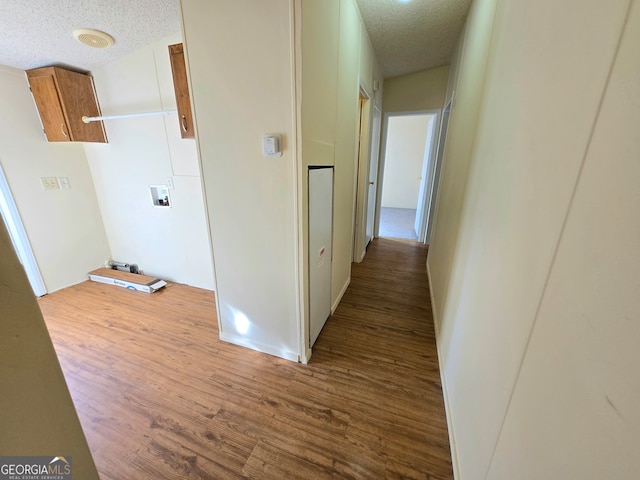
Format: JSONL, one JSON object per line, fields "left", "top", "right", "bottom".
{"left": 82, "top": 109, "right": 177, "bottom": 123}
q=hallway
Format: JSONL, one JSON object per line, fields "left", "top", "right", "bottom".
{"left": 39, "top": 238, "right": 452, "bottom": 479}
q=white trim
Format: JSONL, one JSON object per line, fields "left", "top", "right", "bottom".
{"left": 219, "top": 331, "right": 299, "bottom": 362}
{"left": 425, "top": 97, "right": 454, "bottom": 244}
{"left": 331, "top": 276, "right": 350, "bottom": 314}
{"left": 292, "top": 0, "right": 309, "bottom": 365}
{"left": 427, "top": 262, "right": 461, "bottom": 479}
{"left": 416, "top": 111, "right": 441, "bottom": 243}
{"left": 0, "top": 163, "right": 47, "bottom": 296}
{"left": 366, "top": 104, "right": 383, "bottom": 244}
{"left": 352, "top": 82, "right": 372, "bottom": 263}
{"left": 377, "top": 109, "right": 441, "bottom": 244}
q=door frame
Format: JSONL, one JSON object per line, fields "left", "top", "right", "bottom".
{"left": 375, "top": 109, "right": 442, "bottom": 244}
{"left": 0, "top": 162, "right": 47, "bottom": 296}
{"left": 365, "top": 104, "right": 382, "bottom": 247}
{"left": 425, "top": 97, "right": 453, "bottom": 243}
{"left": 352, "top": 85, "right": 372, "bottom": 263}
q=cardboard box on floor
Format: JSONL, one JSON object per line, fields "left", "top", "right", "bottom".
{"left": 89, "top": 268, "right": 167, "bottom": 293}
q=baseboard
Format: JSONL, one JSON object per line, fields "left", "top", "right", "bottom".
{"left": 331, "top": 276, "right": 350, "bottom": 314}
{"left": 427, "top": 263, "right": 461, "bottom": 480}
{"left": 219, "top": 332, "right": 299, "bottom": 363}
{"left": 301, "top": 346, "right": 312, "bottom": 365}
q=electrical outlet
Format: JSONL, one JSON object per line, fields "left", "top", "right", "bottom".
{"left": 58, "top": 177, "right": 71, "bottom": 190}
{"left": 40, "top": 177, "right": 59, "bottom": 191}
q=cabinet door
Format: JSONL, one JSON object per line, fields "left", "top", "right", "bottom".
{"left": 27, "top": 67, "right": 107, "bottom": 143}
{"left": 28, "top": 74, "right": 70, "bottom": 142}
{"left": 54, "top": 68, "right": 107, "bottom": 143}
{"left": 309, "top": 167, "right": 334, "bottom": 347}
{"left": 169, "top": 43, "right": 195, "bottom": 139}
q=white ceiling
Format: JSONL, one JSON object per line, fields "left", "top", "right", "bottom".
{"left": 356, "top": 0, "right": 473, "bottom": 78}
{"left": 0, "top": 0, "right": 470, "bottom": 78}
{"left": 0, "top": 0, "right": 180, "bottom": 72}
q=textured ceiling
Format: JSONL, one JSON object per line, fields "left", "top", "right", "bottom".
{"left": 356, "top": 0, "right": 473, "bottom": 78}
{"left": 0, "top": 0, "right": 180, "bottom": 72}
{"left": 0, "top": 0, "right": 470, "bottom": 77}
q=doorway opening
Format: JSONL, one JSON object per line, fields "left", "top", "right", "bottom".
{"left": 0, "top": 162, "right": 47, "bottom": 296}
{"left": 378, "top": 112, "right": 438, "bottom": 242}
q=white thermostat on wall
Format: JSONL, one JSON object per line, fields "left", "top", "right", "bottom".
{"left": 262, "top": 134, "right": 282, "bottom": 157}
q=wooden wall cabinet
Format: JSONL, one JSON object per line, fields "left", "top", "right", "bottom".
{"left": 168, "top": 43, "right": 195, "bottom": 139}
{"left": 26, "top": 66, "right": 107, "bottom": 143}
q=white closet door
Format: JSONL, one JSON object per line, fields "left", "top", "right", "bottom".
{"left": 308, "top": 167, "right": 333, "bottom": 347}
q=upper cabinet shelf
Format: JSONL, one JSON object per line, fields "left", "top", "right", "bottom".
{"left": 168, "top": 43, "right": 195, "bottom": 139}
{"left": 26, "top": 66, "right": 107, "bottom": 143}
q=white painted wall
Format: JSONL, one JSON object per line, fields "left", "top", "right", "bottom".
{"left": 0, "top": 64, "right": 110, "bottom": 293}
{"left": 351, "top": 2, "right": 382, "bottom": 263}
{"left": 427, "top": 0, "right": 637, "bottom": 477}
{"left": 299, "top": 0, "right": 382, "bottom": 315}
{"left": 382, "top": 66, "right": 449, "bottom": 114}
{"left": 333, "top": 0, "right": 366, "bottom": 293}
{"left": 488, "top": 1, "right": 640, "bottom": 477}
{"left": 381, "top": 115, "right": 431, "bottom": 209}
{"left": 84, "top": 33, "right": 214, "bottom": 290}
{"left": 180, "top": 0, "right": 380, "bottom": 361}
{"left": 181, "top": 0, "right": 300, "bottom": 361}
{"left": 298, "top": 0, "right": 339, "bottom": 359}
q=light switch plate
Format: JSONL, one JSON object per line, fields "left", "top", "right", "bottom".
{"left": 58, "top": 177, "right": 71, "bottom": 190}
{"left": 40, "top": 177, "right": 59, "bottom": 191}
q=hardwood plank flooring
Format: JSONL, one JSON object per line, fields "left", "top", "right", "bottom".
{"left": 38, "top": 238, "right": 452, "bottom": 479}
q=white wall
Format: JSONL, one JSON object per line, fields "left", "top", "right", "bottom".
{"left": 84, "top": 33, "right": 214, "bottom": 290}
{"left": 181, "top": 0, "right": 300, "bottom": 361}
{"left": 180, "top": 0, "right": 381, "bottom": 362}
{"left": 427, "top": 0, "right": 498, "bottom": 327}
{"left": 333, "top": 0, "right": 366, "bottom": 295}
{"left": 381, "top": 114, "right": 432, "bottom": 209}
{"left": 299, "top": 0, "right": 383, "bottom": 321}
{"left": 295, "top": 0, "right": 339, "bottom": 360}
{"left": 383, "top": 66, "right": 449, "bottom": 114}
{"left": 427, "top": 0, "right": 637, "bottom": 478}
{"left": 488, "top": 1, "right": 640, "bottom": 477}
{"left": 0, "top": 64, "right": 110, "bottom": 293}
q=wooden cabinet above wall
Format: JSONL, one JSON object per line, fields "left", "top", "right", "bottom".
{"left": 168, "top": 43, "right": 195, "bottom": 139}
{"left": 26, "top": 66, "right": 107, "bottom": 143}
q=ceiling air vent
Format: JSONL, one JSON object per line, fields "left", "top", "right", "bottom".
{"left": 72, "top": 29, "right": 115, "bottom": 49}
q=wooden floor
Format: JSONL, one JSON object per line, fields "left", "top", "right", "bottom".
{"left": 39, "top": 238, "right": 452, "bottom": 479}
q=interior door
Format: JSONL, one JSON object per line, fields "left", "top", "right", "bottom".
{"left": 414, "top": 115, "right": 436, "bottom": 239}
{"left": 366, "top": 106, "right": 381, "bottom": 245}
{"left": 309, "top": 167, "right": 333, "bottom": 347}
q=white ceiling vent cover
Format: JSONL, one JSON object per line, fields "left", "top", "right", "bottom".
{"left": 72, "top": 29, "right": 115, "bottom": 49}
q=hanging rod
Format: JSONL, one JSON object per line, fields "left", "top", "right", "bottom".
{"left": 82, "top": 109, "right": 177, "bottom": 123}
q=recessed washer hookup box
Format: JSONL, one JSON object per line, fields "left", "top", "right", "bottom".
{"left": 89, "top": 268, "right": 167, "bottom": 293}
